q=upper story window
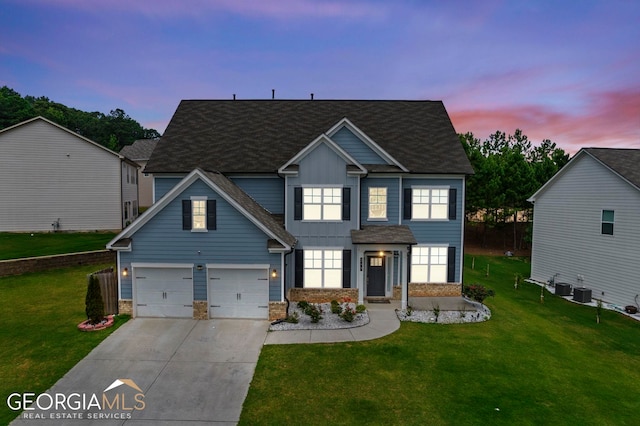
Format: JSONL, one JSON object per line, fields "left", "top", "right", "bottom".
{"left": 601, "top": 210, "right": 614, "bottom": 235}
{"left": 303, "top": 187, "right": 341, "bottom": 220}
{"left": 182, "top": 198, "right": 216, "bottom": 231}
{"left": 369, "top": 187, "right": 387, "bottom": 220}
{"left": 192, "top": 200, "right": 206, "bottom": 230}
{"left": 412, "top": 188, "right": 448, "bottom": 219}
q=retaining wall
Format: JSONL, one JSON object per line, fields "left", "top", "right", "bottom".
{"left": 0, "top": 250, "right": 116, "bottom": 277}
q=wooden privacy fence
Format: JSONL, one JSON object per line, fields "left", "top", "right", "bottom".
{"left": 89, "top": 267, "right": 118, "bottom": 315}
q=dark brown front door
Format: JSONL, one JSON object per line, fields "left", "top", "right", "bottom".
{"left": 367, "top": 256, "right": 385, "bottom": 297}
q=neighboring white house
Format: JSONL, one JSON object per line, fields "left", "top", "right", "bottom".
{"left": 528, "top": 148, "right": 640, "bottom": 309}
{"left": 0, "top": 116, "right": 139, "bottom": 232}
{"left": 120, "top": 139, "right": 158, "bottom": 208}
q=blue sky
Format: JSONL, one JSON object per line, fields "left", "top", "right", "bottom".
{"left": 1, "top": 0, "right": 638, "bottom": 153}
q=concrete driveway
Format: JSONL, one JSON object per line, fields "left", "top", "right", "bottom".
{"left": 11, "top": 318, "right": 269, "bottom": 426}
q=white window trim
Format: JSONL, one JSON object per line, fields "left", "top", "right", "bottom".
{"left": 191, "top": 196, "right": 208, "bottom": 233}
{"left": 411, "top": 245, "right": 449, "bottom": 283}
{"left": 410, "top": 186, "right": 450, "bottom": 221}
{"left": 368, "top": 187, "right": 388, "bottom": 221}
{"left": 601, "top": 209, "right": 615, "bottom": 236}
{"left": 303, "top": 248, "right": 344, "bottom": 289}
{"left": 302, "top": 185, "right": 343, "bottom": 222}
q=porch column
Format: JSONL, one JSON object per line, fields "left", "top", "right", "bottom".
{"left": 401, "top": 249, "right": 408, "bottom": 310}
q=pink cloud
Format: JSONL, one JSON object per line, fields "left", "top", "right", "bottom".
{"left": 449, "top": 88, "right": 640, "bottom": 154}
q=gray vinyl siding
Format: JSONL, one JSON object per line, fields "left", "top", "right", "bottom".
{"left": 530, "top": 154, "right": 640, "bottom": 308}
{"left": 361, "top": 177, "right": 401, "bottom": 225}
{"left": 331, "top": 127, "right": 387, "bottom": 164}
{"left": 0, "top": 119, "right": 123, "bottom": 231}
{"left": 230, "top": 175, "right": 284, "bottom": 214}
{"left": 119, "top": 179, "right": 282, "bottom": 301}
{"left": 402, "top": 177, "right": 465, "bottom": 282}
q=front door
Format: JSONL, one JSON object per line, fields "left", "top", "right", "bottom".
{"left": 367, "top": 256, "right": 385, "bottom": 297}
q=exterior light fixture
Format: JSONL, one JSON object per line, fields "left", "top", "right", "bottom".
{"left": 122, "top": 267, "right": 128, "bottom": 277}
{"left": 196, "top": 265, "right": 204, "bottom": 271}
{"left": 271, "top": 269, "right": 278, "bottom": 279}
{"left": 379, "top": 251, "right": 384, "bottom": 257}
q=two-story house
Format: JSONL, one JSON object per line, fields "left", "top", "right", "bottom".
{"left": 107, "top": 100, "right": 474, "bottom": 320}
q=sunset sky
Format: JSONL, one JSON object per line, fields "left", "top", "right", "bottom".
{"left": 2, "top": 0, "right": 638, "bottom": 153}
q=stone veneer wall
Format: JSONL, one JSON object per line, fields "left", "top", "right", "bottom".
{"left": 269, "top": 302, "right": 287, "bottom": 321}
{"left": 118, "top": 299, "right": 133, "bottom": 316}
{"left": 287, "top": 288, "right": 359, "bottom": 303}
{"left": 193, "top": 301, "right": 208, "bottom": 320}
{"left": 393, "top": 285, "right": 402, "bottom": 300}
{"left": 409, "top": 283, "right": 462, "bottom": 297}
{"left": 0, "top": 250, "right": 116, "bottom": 277}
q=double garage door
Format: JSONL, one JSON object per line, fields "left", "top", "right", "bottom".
{"left": 134, "top": 265, "right": 269, "bottom": 319}
{"left": 209, "top": 268, "right": 269, "bottom": 319}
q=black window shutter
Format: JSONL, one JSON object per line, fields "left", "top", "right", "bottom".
{"left": 207, "top": 200, "right": 216, "bottom": 230}
{"left": 182, "top": 200, "right": 192, "bottom": 230}
{"left": 403, "top": 188, "right": 412, "bottom": 220}
{"left": 294, "top": 250, "right": 304, "bottom": 288}
{"left": 448, "top": 188, "right": 457, "bottom": 220}
{"left": 294, "top": 187, "right": 303, "bottom": 221}
{"left": 447, "top": 246, "right": 456, "bottom": 282}
{"left": 342, "top": 187, "right": 351, "bottom": 221}
{"left": 342, "top": 250, "right": 351, "bottom": 288}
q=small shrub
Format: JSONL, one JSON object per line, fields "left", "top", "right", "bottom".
{"left": 330, "top": 299, "right": 341, "bottom": 314}
{"left": 340, "top": 305, "right": 356, "bottom": 322}
{"left": 355, "top": 304, "right": 366, "bottom": 313}
{"left": 406, "top": 305, "right": 413, "bottom": 316}
{"left": 305, "top": 304, "right": 323, "bottom": 323}
{"left": 297, "top": 300, "right": 310, "bottom": 311}
{"left": 463, "top": 284, "right": 495, "bottom": 303}
{"left": 286, "top": 311, "right": 299, "bottom": 324}
{"left": 432, "top": 304, "right": 440, "bottom": 323}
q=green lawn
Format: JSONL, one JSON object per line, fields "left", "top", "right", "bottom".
{"left": 0, "top": 232, "right": 116, "bottom": 260}
{"left": 0, "top": 264, "right": 128, "bottom": 425}
{"left": 240, "top": 255, "right": 640, "bottom": 426}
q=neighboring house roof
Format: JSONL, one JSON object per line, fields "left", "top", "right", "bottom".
{"left": 107, "top": 168, "right": 296, "bottom": 251}
{"left": 145, "top": 100, "right": 474, "bottom": 175}
{"left": 528, "top": 148, "right": 640, "bottom": 202}
{"left": 120, "top": 139, "right": 159, "bottom": 161}
{"left": 351, "top": 225, "right": 417, "bottom": 245}
{"left": 583, "top": 148, "right": 640, "bottom": 191}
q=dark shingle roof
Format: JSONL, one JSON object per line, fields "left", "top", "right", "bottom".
{"left": 584, "top": 148, "right": 640, "bottom": 190}
{"left": 201, "top": 170, "right": 297, "bottom": 247}
{"left": 120, "top": 139, "right": 159, "bottom": 161}
{"left": 146, "top": 100, "right": 473, "bottom": 175}
{"left": 351, "top": 225, "right": 417, "bottom": 245}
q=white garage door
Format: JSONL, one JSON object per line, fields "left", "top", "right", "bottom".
{"left": 134, "top": 267, "right": 193, "bottom": 318}
{"left": 208, "top": 268, "right": 269, "bottom": 319}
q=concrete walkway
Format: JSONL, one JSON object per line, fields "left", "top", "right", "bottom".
{"left": 264, "top": 300, "right": 402, "bottom": 345}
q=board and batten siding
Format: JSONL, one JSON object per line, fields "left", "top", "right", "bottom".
{"left": 0, "top": 119, "right": 122, "bottom": 231}
{"left": 285, "top": 142, "right": 358, "bottom": 242}
{"left": 119, "top": 179, "right": 282, "bottom": 302}
{"left": 530, "top": 154, "right": 640, "bottom": 308}
{"left": 154, "top": 176, "right": 185, "bottom": 202}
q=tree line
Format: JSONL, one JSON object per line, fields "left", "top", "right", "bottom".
{"left": 0, "top": 86, "right": 160, "bottom": 152}
{"left": 460, "top": 129, "right": 570, "bottom": 250}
